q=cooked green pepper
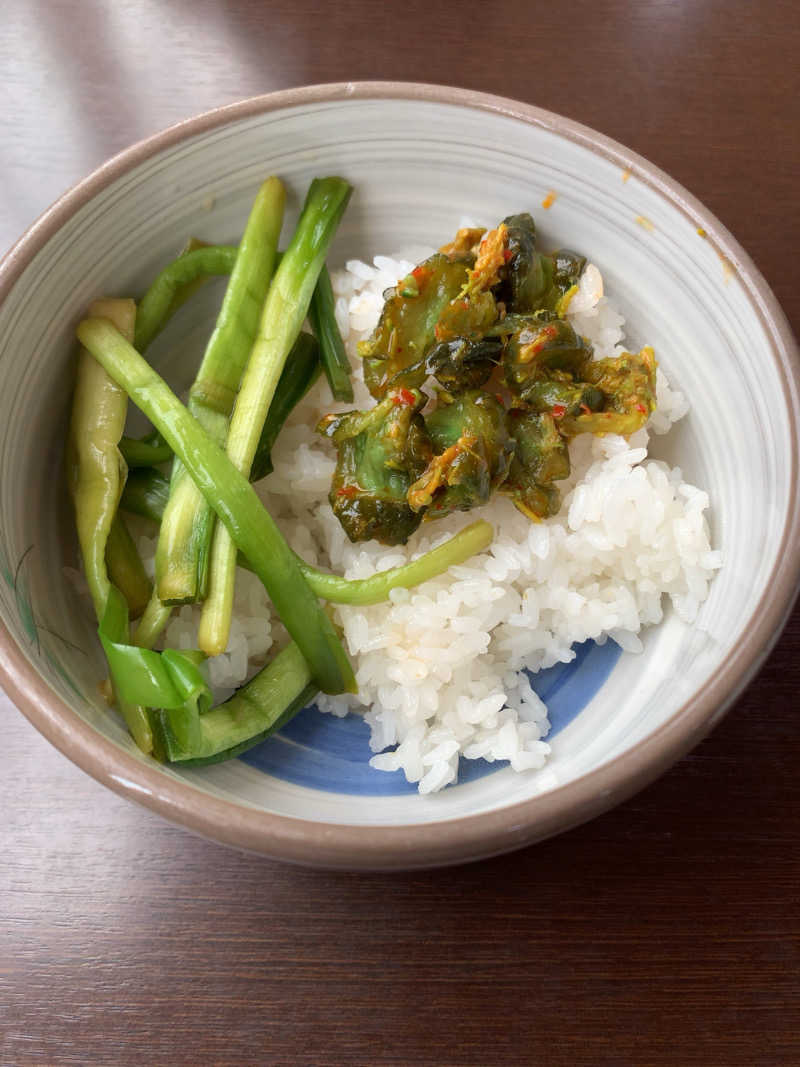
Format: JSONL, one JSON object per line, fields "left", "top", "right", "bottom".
{"left": 477, "top": 215, "right": 586, "bottom": 316}
{"left": 502, "top": 410, "right": 571, "bottom": 520}
{"left": 498, "top": 213, "right": 552, "bottom": 313}
{"left": 408, "top": 390, "right": 513, "bottom": 518}
{"left": 422, "top": 335, "right": 503, "bottom": 393}
{"left": 65, "top": 298, "right": 152, "bottom": 752}
{"left": 560, "top": 346, "right": 658, "bottom": 437}
{"left": 504, "top": 317, "right": 593, "bottom": 402}
{"left": 521, "top": 378, "right": 604, "bottom": 418}
{"left": 66, "top": 301, "right": 132, "bottom": 618}
{"left": 318, "top": 388, "right": 431, "bottom": 545}
{"left": 551, "top": 248, "right": 587, "bottom": 303}
{"left": 358, "top": 253, "right": 478, "bottom": 398}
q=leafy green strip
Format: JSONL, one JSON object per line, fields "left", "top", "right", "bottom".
{"left": 99, "top": 587, "right": 318, "bottom": 764}
{"left": 250, "top": 331, "right": 322, "bottom": 481}
{"left": 134, "top": 245, "right": 239, "bottom": 353}
{"left": 150, "top": 641, "right": 316, "bottom": 765}
{"left": 308, "top": 265, "right": 354, "bottom": 402}
{"left": 99, "top": 586, "right": 211, "bottom": 751}
{"left": 119, "top": 431, "right": 173, "bottom": 468}
{"left": 120, "top": 469, "right": 494, "bottom": 607}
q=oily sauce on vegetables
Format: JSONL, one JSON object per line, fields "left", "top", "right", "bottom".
{"left": 319, "top": 213, "right": 658, "bottom": 545}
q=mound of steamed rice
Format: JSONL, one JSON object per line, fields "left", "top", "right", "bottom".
{"left": 136, "top": 250, "right": 721, "bottom": 794}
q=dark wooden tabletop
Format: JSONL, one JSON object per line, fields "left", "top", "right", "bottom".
{"left": 2, "top": 1, "right": 799, "bottom": 1063}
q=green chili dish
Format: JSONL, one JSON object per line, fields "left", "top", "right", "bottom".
{"left": 68, "top": 176, "right": 496, "bottom": 765}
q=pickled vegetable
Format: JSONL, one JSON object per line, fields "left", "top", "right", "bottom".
{"left": 318, "top": 388, "right": 432, "bottom": 545}
{"left": 408, "top": 390, "right": 512, "bottom": 517}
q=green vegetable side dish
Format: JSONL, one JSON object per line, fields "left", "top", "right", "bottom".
{"left": 154, "top": 176, "right": 285, "bottom": 612}
{"left": 317, "top": 387, "right": 432, "bottom": 546}
{"left": 119, "top": 467, "right": 493, "bottom": 607}
{"left": 198, "top": 176, "right": 354, "bottom": 660}
{"left": 67, "top": 177, "right": 497, "bottom": 766}
{"left": 66, "top": 297, "right": 153, "bottom": 752}
{"left": 322, "top": 213, "right": 657, "bottom": 539}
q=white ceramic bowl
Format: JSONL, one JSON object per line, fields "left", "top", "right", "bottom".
{"left": 1, "top": 83, "right": 798, "bottom": 869}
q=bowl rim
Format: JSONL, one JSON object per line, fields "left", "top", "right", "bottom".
{"left": 1, "top": 80, "right": 799, "bottom": 870}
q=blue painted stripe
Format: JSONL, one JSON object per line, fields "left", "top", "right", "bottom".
{"left": 238, "top": 638, "right": 621, "bottom": 794}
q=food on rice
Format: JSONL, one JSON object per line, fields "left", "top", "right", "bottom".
{"left": 70, "top": 186, "right": 720, "bottom": 792}
{"left": 134, "top": 233, "right": 719, "bottom": 793}
{"left": 335, "top": 214, "right": 657, "bottom": 540}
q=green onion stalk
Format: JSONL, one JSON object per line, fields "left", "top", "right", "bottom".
{"left": 119, "top": 241, "right": 353, "bottom": 485}
{"left": 120, "top": 467, "right": 495, "bottom": 607}
{"left": 198, "top": 176, "right": 352, "bottom": 657}
{"left": 308, "top": 265, "right": 354, "bottom": 402}
{"left": 68, "top": 298, "right": 321, "bottom": 763}
{"left": 75, "top": 314, "right": 356, "bottom": 697}
{"left": 119, "top": 431, "right": 173, "bottom": 468}
{"left": 134, "top": 243, "right": 239, "bottom": 354}
{"left": 155, "top": 177, "right": 286, "bottom": 611}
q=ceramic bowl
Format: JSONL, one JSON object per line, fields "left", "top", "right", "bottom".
{"left": 1, "top": 83, "right": 798, "bottom": 870}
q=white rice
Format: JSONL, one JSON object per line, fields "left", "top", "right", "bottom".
{"left": 136, "top": 251, "right": 720, "bottom": 794}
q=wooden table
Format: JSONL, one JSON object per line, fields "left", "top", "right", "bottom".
{"left": 2, "top": 2, "right": 798, "bottom": 1063}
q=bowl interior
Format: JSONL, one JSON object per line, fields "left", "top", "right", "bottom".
{"left": 0, "top": 91, "right": 795, "bottom": 835}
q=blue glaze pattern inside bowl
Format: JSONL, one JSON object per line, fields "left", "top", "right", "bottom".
{"left": 240, "top": 639, "right": 621, "bottom": 794}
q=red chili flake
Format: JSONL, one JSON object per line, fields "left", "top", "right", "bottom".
{"left": 636, "top": 403, "right": 647, "bottom": 413}
{"left": 394, "top": 388, "right": 417, "bottom": 407}
{"left": 552, "top": 404, "right": 567, "bottom": 418}
{"left": 411, "top": 265, "right": 429, "bottom": 283}
{"left": 503, "top": 249, "right": 513, "bottom": 262}
{"left": 336, "top": 485, "right": 358, "bottom": 498}
{"left": 462, "top": 299, "right": 470, "bottom": 309}
{"left": 529, "top": 324, "right": 559, "bottom": 356}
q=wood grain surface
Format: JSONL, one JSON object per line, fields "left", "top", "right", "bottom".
{"left": 1, "top": 1, "right": 799, "bottom": 1063}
